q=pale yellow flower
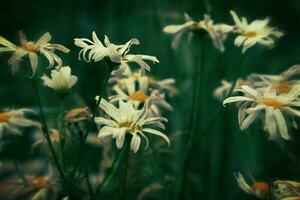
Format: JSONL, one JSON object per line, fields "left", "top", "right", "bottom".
{"left": 41, "top": 66, "right": 78, "bottom": 94}
{"left": 109, "top": 74, "right": 173, "bottom": 116}
{"left": 0, "top": 109, "right": 40, "bottom": 136}
{"left": 248, "top": 64, "right": 300, "bottom": 94}
{"left": 223, "top": 86, "right": 300, "bottom": 140}
{"left": 0, "top": 32, "right": 69, "bottom": 76}
{"left": 95, "top": 98, "right": 170, "bottom": 153}
{"left": 74, "top": 32, "right": 159, "bottom": 74}
{"left": 230, "top": 10, "right": 283, "bottom": 53}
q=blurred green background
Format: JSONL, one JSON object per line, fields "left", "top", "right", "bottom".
{"left": 0, "top": 0, "right": 300, "bottom": 199}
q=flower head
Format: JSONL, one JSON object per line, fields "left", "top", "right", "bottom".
{"left": 230, "top": 10, "right": 283, "bottom": 53}
{"left": 95, "top": 98, "right": 170, "bottom": 153}
{"left": 223, "top": 86, "right": 300, "bottom": 140}
{"left": 109, "top": 74, "right": 173, "bottom": 116}
{"left": 41, "top": 66, "right": 78, "bottom": 95}
{"left": 235, "top": 172, "right": 269, "bottom": 199}
{"left": 248, "top": 64, "right": 300, "bottom": 94}
{"left": 110, "top": 67, "right": 177, "bottom": 96}
{"left": 0, "top": 109, "right": 40, "bottom": 136}
{"left": 163, "top": 13, "right": 233, "bottom": 51}
{"left": 0, "top": 32, "right": 69, "bottom": 76}
{"left": 74, "top": 32, "right": 159, "bottom": 74}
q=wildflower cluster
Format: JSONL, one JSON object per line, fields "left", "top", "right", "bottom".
{"left": 163, "top": 10, "right": 283, "bottom": 53}
{"left": 75, "top": 32, "right": 174, "bottom": 153}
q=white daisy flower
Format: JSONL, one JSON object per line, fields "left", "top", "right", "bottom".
{"left": 0, "top": 109, "right": 40, "bottom": 136}
{"left": 223, "top": 85, "right": 300, "bottom": 140}
{"left": 163, "top": 13, "right": 233, "bottom": 51}
{"left": 110, "top": 67, "right": 177, "bottom": 96}
{"left": 230, "top": 10, "right": 284, "bottom": 53}
{"left": 95, "top": 98, "right": 170, "bottom": 153}
{"left": 109, "top": 75, "right": 173, "bottom": 116}
{"left": 41, "top": 66, "right": 78, "bottom": 95}
{"left": 0, "top": 31, "right": 70, "bottom": 76}
{"left": 248, "top": 64, "right": 300, "bottom": 94}
{"left": 74, "top": 32, "right": 159, "bottom": 74}
{"left": 234, "top": 172, "right": 269, "bottom": 199}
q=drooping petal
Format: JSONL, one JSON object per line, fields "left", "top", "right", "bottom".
{"left": 130, "top": 133, "right": 141, "bottom": 153}
{"left": 142, "top": 128, "right": 170, "bottom": 146}
{"left": 28, "top": 52, "right": 38, "bottom": 77}
{"left": 273, "top": 109, "right": 290, "bottom": 140}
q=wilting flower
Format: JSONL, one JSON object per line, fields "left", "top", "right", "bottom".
{"left": 32, "top": 129, "right": 60, "bottom": 149}
{"left": 223, "top": 86, "right": 300, "bottom": 140}
{"left": 234, "top": 172, "right": 269, "bottom": 199}
{"left": 74, "top": 32, "right": 159, "bottom": 74}
{"left": 248, "top": 64, "right": 300, "bottom": 94}
{"left": 95, "top": 98, "right": 170, "bottom": 153}
{"left": 0, "top": 109, "right": 40, "bottom": 136}
{"left": 274, "top": 180, "right": 300, "bottom": 200}
{"left": 0, "top": 31, "right": 69, "bottom": 76}
{"left": 109, "top": 75, "right": 173, "bottom": 116}
{"left": 163, "top": 13, "right": 233, "bottom": 51}
{"left": 64, "top": 107, "right": 91, "bottom": 123}
{"left": 214, "top": 79, "right": 249, "bottom": 101}
{"left": 230, "top": 10, "right": 283, "bottom": 53}
{"left": 41, "top": 66, "right": 78, "bottom": 95}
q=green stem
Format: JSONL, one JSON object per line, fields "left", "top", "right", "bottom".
{"left": 149, "top": 143, "right": 168, "bottom": 198}
{"left": 178, "top": 36, "right": 205, "bottom": 199}
{"left": 94, "top": 148, "right": 124, "bottom": 196}
{"left": 31, "top": 78, "right": 69, "bottom": 195}
{"left": 120, "top": 139, "right": 130, "bottom": 200}
{"left": 59, "top": 97, "right": 66, "bottom": 169}
{"left": 13, "top": 160, "right": 28, "bottom": 186}
{"left": 69, "top": 63, "right": 114, "bottom": 189}
{"left": 84, "top": 165, "right": 94, "bottom": 200}
{"left": 194, "top": 53, "right": 247, "bottom": 142}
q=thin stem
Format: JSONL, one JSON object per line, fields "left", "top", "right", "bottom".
{"left": 84, "top": 165, "right": 94, "bottom": 200}
{"left": 149, "top": 143, "right": 168, "bottom": 198}
{"left": 13, "top": 160, "right": 28, "bottom": 186}
{"left": 194, "top": 53, "right": 247, "bottom": 142}
{"left": 31, "top": 78, "right": 69, "bottom": 195}
{"left": 120, "top": 139, "right": 130, "bottom": 200}
{"left": 70, "top": 64, "right": 113, "bottom": 183}
{"left": 59, "top": 97, "right": 66, "bottom": 169}
{"left": 178, "top": 36, "right": 205, "bottom": 199}
{"left": 95, "top": 148, "right": 123, "bottom": 195}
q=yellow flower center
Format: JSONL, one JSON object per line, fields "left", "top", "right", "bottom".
{"left": 251, "top": 182, "right": 269, "bottom": 194}
{"left": 261, "top": 98, "right": 284, "bottom": 109}
{"left": 129, "top": 91, "right": 149, "bottom": 102}
{"left": 119, "top": 122, "right": 141, "bottom": 132}
{"left": 274, "top": 82, "right": 292, "bottom": 94}
{"left": 22, "top": 42, "right": 38, "bottom": 52}
{"left": 243, "top": 31, "right": 257, "bottom": 38}
{"left": 0, "top": 112, "right": 11, "bottom": 122}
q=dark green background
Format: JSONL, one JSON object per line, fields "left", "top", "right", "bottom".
{"left": 0, "top": 0, "right": 300, "bottom": 199}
